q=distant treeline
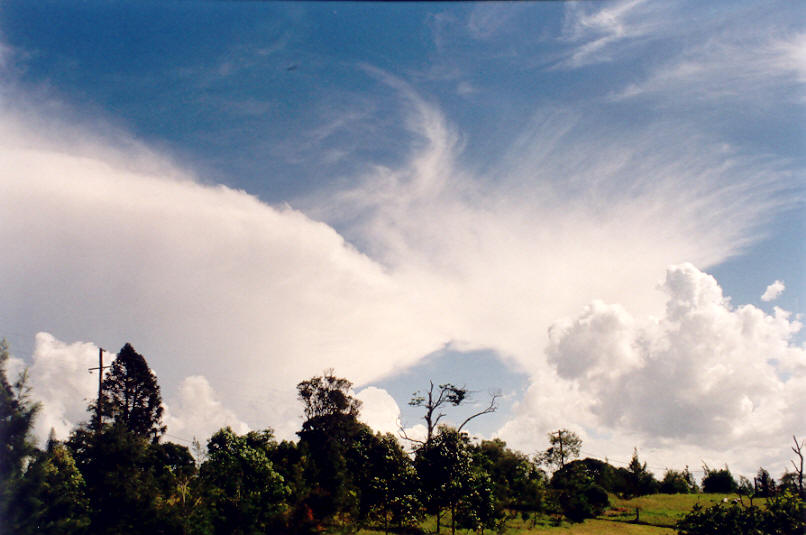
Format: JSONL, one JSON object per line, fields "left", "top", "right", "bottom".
{"left": 1, "top": 341, "right": 803, "bottom": 534}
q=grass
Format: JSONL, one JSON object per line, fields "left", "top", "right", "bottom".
{"left": 340, "top": 492, "right": 741, "bottom": 534}
{"left": 604, "top": 493, "right": 737, "bottom": 527}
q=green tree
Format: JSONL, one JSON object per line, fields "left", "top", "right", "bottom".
{"left": 539, "top": 429, "right": 581, "bottom": 472}
{"left": 7, "top": 437, "right": 90, "bottom": 535}
{"left": 68, "top": 423, "right": 180, "bottom": 535}
{"left": 296, "top": 369, "right": 361, "bottom": 421}
{"left": 624, "top": 448, "right": 659, "bottom": 497}
{"left": 296, "top": 371, "right": 365, "bottom": 524}
{"left": 354, "top": 431, "right": 421, "bottom": 533}
{"left": 415, "top": 426, "right": 479, "bottom": 535}
{"left": 549, "top": 461, "right": 610, "bottom": 522}
{"left": 755, "top": 467, "right": 777, "bottom": 498}
{"left": 660, "top": 466, "right": 698, "bottom": 494}
{"left": 0, "top": 339, "right": 40, "bottom": 528}
{"left": 702, "top": 464, "right": 738, "bottom": 493}
{"left": 472, "top": 438, "right": 547, "bottom": 517}
{"left": 198, "top": 427, "right": 289, "bottom": 535}
{"left": 98, "top": 343, "right": 165, "bottom": 440}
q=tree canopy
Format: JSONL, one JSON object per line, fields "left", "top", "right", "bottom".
{"left": 98, "top": 343, "right": 165, "bottom": 440}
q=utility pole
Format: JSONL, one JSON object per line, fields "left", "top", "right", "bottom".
{"left": 88, "top": 347, "right": 111, "bottom": 432}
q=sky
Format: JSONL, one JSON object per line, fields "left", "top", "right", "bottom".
{"left": 1, "top": 0, "right": 804, "bottom": 479}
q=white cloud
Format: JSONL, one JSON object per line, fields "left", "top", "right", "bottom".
{"left": 762, "top": 280, "right": 786, "bottom": 302}
{"left": 610, "top": 29, "right": 806, "bottom": 103}
{"left": 356, "top": 386, "right": 402, "bottom": 436}
{"left": 501, "top": 263, "right": 806, "bottom": 476}
{"left": 164, "top": 375, "right": 250, "bottom": 442}
{"left": 558, "top": 0, "right": 661, "bottom": 68}
{"left": 17, "top": 333, "right": 98, "bottom": 444}
{"left": 1, "top": 58, "right": 800, "bottom": 473}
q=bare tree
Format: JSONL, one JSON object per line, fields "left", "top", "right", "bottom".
{"left": 792, "top": 435, "right": 804, "bottom": 498}
{"left": 400, "top": 381, "right": 499, "bottom": 447}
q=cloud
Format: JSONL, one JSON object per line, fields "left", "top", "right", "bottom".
{"left": 558, "top": 0, "right": 661, "bottom": 68}
{"left": 762, "top": 280, "right": 787, "bottom": 302}
{"left": 611, "top": 31, "right": 806, "bottom": 103}
{"left": 14, "top": 333, "right": 98, "bottom": 444}
{"left": 502, "top": 263, "right": 805, "bottom": 475}
{"left": 1, "top": 51, "right": 801, "bottom": 476}
{"left": 164, "top": 375, "right": 250, "bottom": 442}
{"left": 356, "top": 386, "right": 402, "bottom": 436}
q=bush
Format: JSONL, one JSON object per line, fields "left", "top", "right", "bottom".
{"left": 550, "top": 463, "right": 610, "bottom": 522}
{"left": 701, "top": 465, "right": 738, "bottom": 493}
{"left": 677, "top": 489, "right": 804, "bottom": 535}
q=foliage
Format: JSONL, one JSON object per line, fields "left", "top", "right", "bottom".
{"left": 0, "top": 339, "right": 40, "bottom": 530}
{"left": 68, "top": 422, "right": 183, "bottom": 534}
{"left": 755, "top": 467, "right": 777, "bottom": 498}
{"left": 414, "top": 426, "right": 481, "bottom": 534}
{"left": 701, "top": 464, "right": 738, "bottom": 493}
{"left": 623, "top": 448, "right": 659, "bottom": 498}
{"left": 296, "top": 371, "right": 367, "bottom": 524}
{"left": 660, "top": 468, "right": 698, "bottom": 494}
{"left": 6, "top": 438, "right": 91, "bottom": 535}
{"left": 539, "top": 429, "right": 582, "bottom": 472}
{"left": 352, "top": 431, "right": 421, "bottom": 532}
{"left": 98, "top": 343, "right": 165, "bottom": 440}
{"left": 676, "top": 489, "right": 805, "bottom": 535}
{"left": 550, "top": 461, "right": 610, "bottom": 522}
{"left": 297, "top": 369, "right": 361, "bottom": 421}
{"left": 199, "top": 427, "right": 289, "bottom": 535}
{"left": 472, "top": 438, "right": 547, "bottom": 514}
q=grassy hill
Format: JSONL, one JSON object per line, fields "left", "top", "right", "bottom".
{"left": 352, "top": 493, "right": 738, "bottom": 534}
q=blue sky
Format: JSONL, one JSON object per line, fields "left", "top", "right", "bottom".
{"left": 1, "top": 1, "right": 804, "bottom": 476}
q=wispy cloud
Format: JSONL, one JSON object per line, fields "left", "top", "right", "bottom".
{"left": 557, "top": 0, "right": 661, "bottom": 69}
{"left": 1, "top": 51, "right": 801, "bottom": 473}
{"left": 611, "top": 31, "right": 806, "bottom": 103}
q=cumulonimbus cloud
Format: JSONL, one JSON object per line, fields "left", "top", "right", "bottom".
{"left": 1, "top": 54, "right": 801, "bottom": 473}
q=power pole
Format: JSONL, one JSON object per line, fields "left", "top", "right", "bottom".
{"left": 88, "top": 347, "right": 111, "bottom": 432}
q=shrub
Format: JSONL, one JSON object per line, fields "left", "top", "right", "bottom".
{"left": 701, "top": 464, "right": 737, "bottom": 493}
{"left": 677, "top": 489, "right": 804, "bottom": 535}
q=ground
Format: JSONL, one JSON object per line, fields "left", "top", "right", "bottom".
{"left": 348, "top": 493, "right": 737, "bottom": 534}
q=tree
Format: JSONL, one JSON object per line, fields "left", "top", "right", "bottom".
{"left": 199, "top": 427, "right": 289, "bottom": 535}
{"left": 790, "top": 435, "right": 804, "bottom": 498}
{"left": 702, "top": 464, "right": 738, "bottom": 493}
{"left": 98, "top": 343, "right": 165, "bottom": 440}
{"left": 414, "top": 426, "right": 476, "bottom": 535}
{"left": 755, "top": 467, "right": 777, "bottom": 498}
{"left": 296, "top": 369, "right": 361, "bottom": 421}
{"left": 403, "top": 381, "right": 499, "bottom": 447}
{"left": 660, "top": 467, "right": 698, "bottom": 494}
{"left": 354, "top": 432, "right": 421, "bottom": 534}
{"left": 472, "top": 438, "right": 547, "bottom": 516}
{"left": 296, "top": 371, "right": 365, "bottom": 524}
{"left": 0, "top": 339, "right": 40, "bottom": 526}
{"left": 549, "top": 461, "right": 609, "bottom": 523}
{"left": 67, "top": 423, "right": 178, "bottom": 534}
{"left": 539, "top": 429, "right": 581, "bottom": 472}
{"left": 7, "top": 437, "right": 90, "bottom": 535}
{"left": 624, "top": 448, "right": 659, "bottom": 497}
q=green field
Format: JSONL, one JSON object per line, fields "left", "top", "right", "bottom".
{"left": 349, "top": 493, "right": 739, "bottom": 534}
